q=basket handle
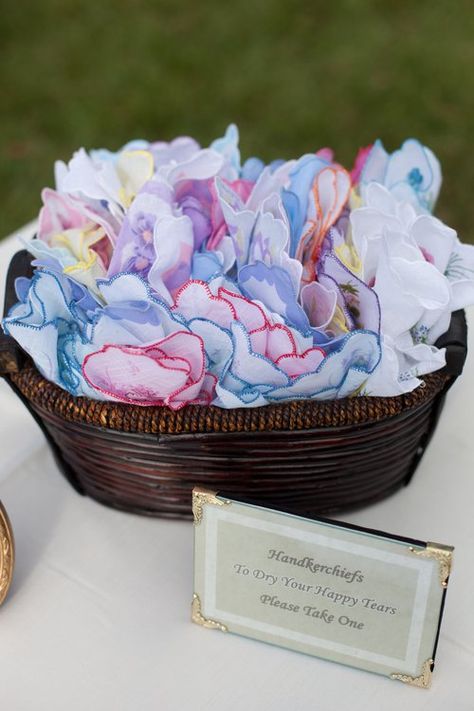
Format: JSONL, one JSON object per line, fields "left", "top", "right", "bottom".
{"left": 435, "top": 309, "right": 468, "bottom": 378}
{"left": 0, "top": 249, "right": 34, "bottom": 375}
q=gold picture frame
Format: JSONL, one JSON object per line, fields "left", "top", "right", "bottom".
{"left": 0, "top": 501, "right": 15, "bottom": 606}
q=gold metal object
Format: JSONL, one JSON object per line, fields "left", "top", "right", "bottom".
{"left": 191, "top": 593, "right": 227, "bottom": 632}
{"left": 192, "top": 487, "right": 230, "bottom": 526}
{"left": 409, "top": 542, "right": 453, "bottom": 588}
{"left": 391, "top": 658, "right": 434, "bottom": 688}
{"left": 0, "top": 501, "right": 14, "bottom": 606}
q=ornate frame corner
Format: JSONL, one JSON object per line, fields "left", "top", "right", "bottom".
{"left": 409, "top": 542, "right": 453, "bottom": 588}
{"left": 391, "top": 658, "right": 434, "bottom": 689}
{"left": 191, "top": 593, "right": 227, "bottom": 632}
{"left": 192, "top": 487, "right": 230, "bottom": 526}
{"left": 0, "top": 501, "right": 15, "bottom": 606}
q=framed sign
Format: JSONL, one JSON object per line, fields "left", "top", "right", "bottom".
{"left": 0, "top": 501, "right": 14, "bottom": 607}
{"left": 192, "top": 488, "right": 452, "bottom": 688}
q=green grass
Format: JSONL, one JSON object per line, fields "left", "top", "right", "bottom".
{"left": 2, "top": 0, "right": 474, "bottom": 240}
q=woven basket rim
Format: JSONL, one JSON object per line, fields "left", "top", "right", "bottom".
{"left": 8, "top": 362, "right": 451, "bottom": 435}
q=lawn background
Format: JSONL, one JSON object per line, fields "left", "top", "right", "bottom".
{"left": 1, "top": 0, "right": 473, "bottom": 240}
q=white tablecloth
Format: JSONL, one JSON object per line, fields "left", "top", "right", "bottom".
{"left": 0, "top": 225, "right": 473, "bottom": 710}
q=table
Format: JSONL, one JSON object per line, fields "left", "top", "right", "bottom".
{"left": 0, "top": 224, "right": 473, "bottom": 710}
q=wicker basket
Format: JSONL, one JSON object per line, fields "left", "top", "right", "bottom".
{"left": 0, "top": 250, "right": 468, "bottom": 518}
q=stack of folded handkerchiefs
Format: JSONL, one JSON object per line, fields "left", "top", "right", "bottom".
{"left": 4, "top": 127, "right": 473, "bottom": 409}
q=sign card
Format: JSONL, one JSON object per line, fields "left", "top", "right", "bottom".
{"left": 192, "top": 488, "right": 453, "bottom": 688}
